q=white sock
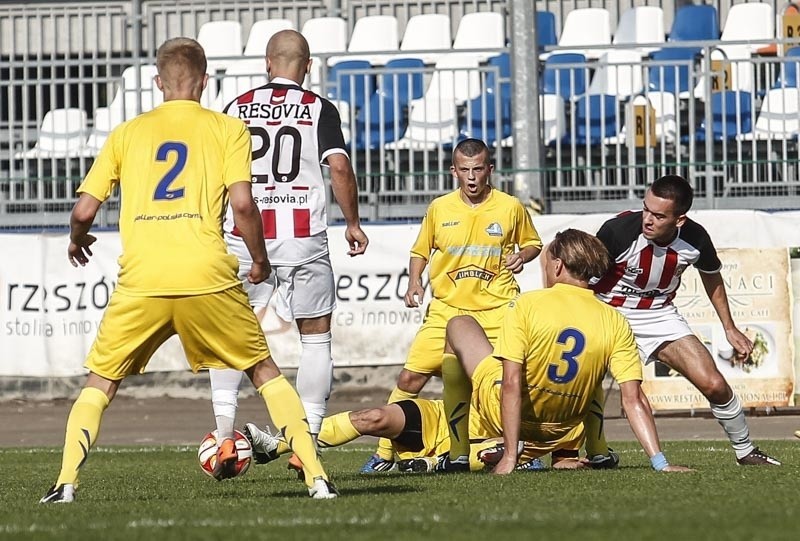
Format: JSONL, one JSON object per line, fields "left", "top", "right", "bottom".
{"left": 296, "top": 331, "right": 333, "bottom": 435}
{"left": 209, "top": 368, "right": 243, "bottom": 441}
{"left": 711, "top": 393, "right": 754, "bottom": 459}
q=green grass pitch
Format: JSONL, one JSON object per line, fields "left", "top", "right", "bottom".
{"left": 2, "top": 441, "right": 797, "bottom": 541}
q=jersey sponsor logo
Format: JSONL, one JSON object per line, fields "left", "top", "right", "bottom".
{"left": 626, "top": 266, "right": 644, "bottom": 274}
{"left": 441, "top": 220, "right": 460, "bottom": 227}
{"left": 445, "top": 245, "right": 502, "bottom": 257}
{"left": 252, "top": 193, "right": 309, "bottom": 206}
{"left": 485, "top": 222, "right": 503, "bottom": 237}
{"left": 235, "top": 102, "right": 313, "bottom": 122}
{"left": 447, "top": 264, "right": 496, "bottom": 283}
{"left": 618, "top": 285, "right": 661, "bottom": 298}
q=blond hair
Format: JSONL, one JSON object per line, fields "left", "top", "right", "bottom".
{"left": 548, "top": 229, "right": 611, "bottom": 282}
{"left": 156, "top": 37, "right": 207, "bottom": 87}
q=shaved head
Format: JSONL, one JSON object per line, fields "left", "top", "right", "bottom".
{"left": 265, "top": 30, "right": 311, "bottom": 83}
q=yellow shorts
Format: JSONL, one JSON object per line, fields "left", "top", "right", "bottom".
{"left": 404, "top": 298, "right": 509, "bottom": 375}
{"left": 85, "top": 286, "right": 270, "bottom": 380}
{"left": 470, "top": 356, "right": 585, "bottom": 460}
{"left": 394, "top": 399, "right": 450, "bottom": 460}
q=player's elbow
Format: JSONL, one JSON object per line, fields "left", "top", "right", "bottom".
{"left": 229, "top": 195, "right": 257, "bottom": 218}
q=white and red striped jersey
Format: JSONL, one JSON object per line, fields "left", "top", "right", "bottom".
{"left": 591, "top": 211, "right": 722, "bottom": 309}
{"left": 223, "top": 76, "right": 348, "bottom": 265}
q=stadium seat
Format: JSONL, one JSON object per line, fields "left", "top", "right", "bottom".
{"left": 721, "top": 3, "right": 774, "bottom": 53}
{"left": 211, "top": 59, "right": 268, "bottom": 112}
{"left": 668, "top": 5, "right": 719, "bottom": 45}
{"left": 85, "top": 64, "right": 163, "bottom": 155}
{"left": 693, "top": 46, "right": 754, "bottom": 102}
{"left": 607, "top": 91, "right": 677, "bottom": 145}
{"left": 353, "top": 58, "right": 425, "bottom": 149}
{"left": 328, "top": 60, "right": 376, "bottom": 112}
{"left": 694, "top": 90, "right": 753, "bottom": 141}
{"left": 612, "top": 6, "right": 665, "bottom": 54}
{"left": 541, "top": 53, "right": 588, "bottom": 101}
{"left": 244, "top": 19, "right": 295, "bottom": 57}
{"left": 388, "top": 54, "right": 481, "bottom": 149}
{"left": 452, "top": 12, "right": 505, "bottom": 61}
{"left": 197, "top": 20, "right": 243, "bottom": 71}
{"left": 740, "top": 88, "right": 800, "bottom": 140}
{"left": 301, "top": 17, "right": 348, "bottom": 92}
{"left": 331, "top": 15, "right": 399, "bottom": 65}
{"left": 588, "top": 50, "right": 644, "bottom": 99}
{"left": 772, "top": 47, "right": 800, "bottom": 88}
{"left": 562, "top": 94, "right": 620, "bottom": 146}
{"left": 546, "top": 8, "right": 611, "bottom": 60}
{"left": 398, "top": 13, "right": 451, "bottom": 64}
{"left": 458, "top": 54, "right": 512, "bottom": 145}
{"left": 647, "top": 48, "right": 697, "bottom": 95}
{"left": 16, "top": 108, "right": 88, "bottom": 158}
{"left": 536, "top": 11, "right": 558, "bottom": 52}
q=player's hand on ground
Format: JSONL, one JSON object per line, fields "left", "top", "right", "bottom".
{"left": 661, "top": 464, "right": 694, "bottom": 473}
{"left": 404, "top": 283, "right": 425, "bottom": 308}
{"left": 504, "top": 252, "right": 525, "bottom": 274}
{"left": 553, "top": 458, "right": 587, "bottom": 470}
{"left": 725, "top": 327, "right": 754, "bottom": 361}
{"left": 345, "top": 225, "right": 369, "bottom": 256}
{"left": 68, "top": 234, "right": 97, "bottom": 267}
{"left": 248, "top": 260, "right": 272, "bottom": 284}
{"left": 492, "top": 456, "right": 517, "bottom": 475}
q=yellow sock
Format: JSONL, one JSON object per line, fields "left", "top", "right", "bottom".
{"left": 258, "top": 375, "right": 327, "bottom": 486}
{"left": 584, "top": 384, "right": 609, "bottom": 457}
{"left": 318, "top": 411, "right": 362, "bottom": 448}
{"left": 375, "top": 386, "right": 418, "bottom": 461}
{"left": 56, "top": 387, "right": 109, "bottom": 486}
{"left": 442, "top": 353, "right": 471, "bottom": 459}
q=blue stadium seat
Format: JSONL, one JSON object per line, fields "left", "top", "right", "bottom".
{"left": 328, "top": 60, "right": 375, "bottom": 110}
{"left": 459, "top": 53, "right": 512, "bottom": 145}
{"left": 541, "top": 53, "right": 587, "bottom": 101}
{"left": 668, "top": 5, "right": 719, "bottom": 45}
{"left": 694, "top": 91, "right": 753, "bottom": 141}
{"left": 536, "top": 11, "right": 558, "bottom": 52}
{"left": 353, "top": 58, "right": 425, "bottom": 149}
{"left": 562, "top": 94, "right": 619, "bottom": 146}
{"left": 647, "top": 48, "right": 697, "bottom": 94}
{"left": 773, "top": 47, "right": 800, "bottom": 88}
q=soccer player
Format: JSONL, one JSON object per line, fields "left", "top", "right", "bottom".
{"left": 244, "top": 398, "right": 584, "bottom": 473}
{"left": 361, "top": 138, "right": 543, "bottom": 472}
{"left": 441, "top": 229, "right": 692, "bottom": 474}
{"left": 207, "top": 29, "right": 368, "bottom": 452}
{"left": 39, "top": 38, "right": 337, "bottom": 503}
{"left": 591, "top": 174, "right": 780, "bottom": 466}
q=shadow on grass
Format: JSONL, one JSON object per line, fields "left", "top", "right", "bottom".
{"left": 271, "top": 485, "right": 419, "bottom": 498}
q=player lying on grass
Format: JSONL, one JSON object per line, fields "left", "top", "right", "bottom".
{"left": 244, "top": 397, "right": 591, "bottom": 473}
{"left": 440, "top": 229, "right": 692, "bottom": 474}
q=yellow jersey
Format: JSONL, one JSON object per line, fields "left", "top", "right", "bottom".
{"left": 79, "top": 100, "right": 252, "bottom": 296}
{"left": 493, "top": 283, "right": 642, "bottom": 426}
{"left": 410, "top": 189, "right": 541, "bottom": 310}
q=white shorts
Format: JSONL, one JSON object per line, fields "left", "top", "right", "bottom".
{"left": 616, "top": 304, "right": 694, "bottom": 364}
{"left": 239, "top": 255, "right": 336, "bottom": 322}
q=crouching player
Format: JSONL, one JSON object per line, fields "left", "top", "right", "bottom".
{"left": 440, "top": 229, "right": 693, "bottom": 474}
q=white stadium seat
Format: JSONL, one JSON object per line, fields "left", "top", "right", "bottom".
{"left": 721, "top": 3, "right": 774, "bottom": 53}
{"left": 16, "top": 108, "right": 88, "bottom": 158}
{"left": 547, "top": 8, "right": 612, "bottom": 60}
{"left": 398, "top": 13, "right": 452, "bottom": 64}
{"left": 212, "top": 59, "right": 268, "bottom": 112}
{"left": 197, "top": 20, "right": 243, "bottom": 71}
{"left": 588, "top": 50, "right": 644, "bottom": 99}
{"left": 452, "top": 12, "right": 505, "bottom": 62}
{"left": 613, "top": 6, "right": 665, "bottom": 55}
{"left": 244, "top": 19, "right": 295, "bottom": 57}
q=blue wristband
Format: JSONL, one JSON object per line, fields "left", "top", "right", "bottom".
{"left": 650, "top": 452, "right": 669, "bottom": 471}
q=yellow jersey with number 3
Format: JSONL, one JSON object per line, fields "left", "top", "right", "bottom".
{"left": 78, "top": 100, "right": 252, "bottom": 296}
{"left": 493, "top": 283, "right": 642, "bottom": 426}
{"left": 410, "top": 189, "right": 542, "bottom": 311}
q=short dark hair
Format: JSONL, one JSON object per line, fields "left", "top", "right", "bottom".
{"left": 650, "top": 175, "right": 693, "bottom": 215}
{"left": 548, "top": 229, "right": 611, "bottom": 283}
{"left": 453, "top": 138, "right": 490, "bottom": 160}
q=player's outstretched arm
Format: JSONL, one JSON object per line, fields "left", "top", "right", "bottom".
{"left": 619, "top": 380, "right": 693, "bottom": 473}
{"left": 404, "top": 256, "right": 428, "bottom": 307}
{"left": 700, "top": 271, "right": 753, "bottom": 359}
{"left": 328, "top": 153, "right": 368, "bottom": 256}
{"left": 68, "top": 193, "right": 102, "bottom": 267}
{"left": 494, "top": 360, "right": 523, "bottom": 475}
{"left": 228, "top": 181, "right": 271, "bottom": 284}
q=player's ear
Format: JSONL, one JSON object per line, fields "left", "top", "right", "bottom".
{"left": 201, "top": 73, "right": 208, "bottom": 91}
{"left": 306, "top": 57, "right": 312, "bottom": 75}
{"left": 154, "top": 75, "right": 164, "bottom": 92}
{"left": 675, "top": 213, "right": 688, "bottom": 228}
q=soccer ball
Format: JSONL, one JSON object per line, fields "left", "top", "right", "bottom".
{"left": 198, "top": 429, "right": 253, "bottom": 479}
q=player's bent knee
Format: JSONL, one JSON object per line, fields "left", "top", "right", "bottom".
{"left": 351, "top": 408, "right": 390, "bottom": 434}
{"left": 397, "top": 370, "right": 428, "bottom": 394}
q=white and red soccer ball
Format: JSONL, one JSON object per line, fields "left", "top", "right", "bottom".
{"left": 198, "top": 429, "right": 253, "bottom": 479}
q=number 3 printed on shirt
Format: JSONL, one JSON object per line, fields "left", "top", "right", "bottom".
{"left": 153, "top": 142, "right": 188, "bottom": 200}
{"left": 548, "top": 328, "right": 585, "bottom": 384}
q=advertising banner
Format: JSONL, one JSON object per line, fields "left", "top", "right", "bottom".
{"left": 641, "top": 248, "right": 795, "bottom": 409}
